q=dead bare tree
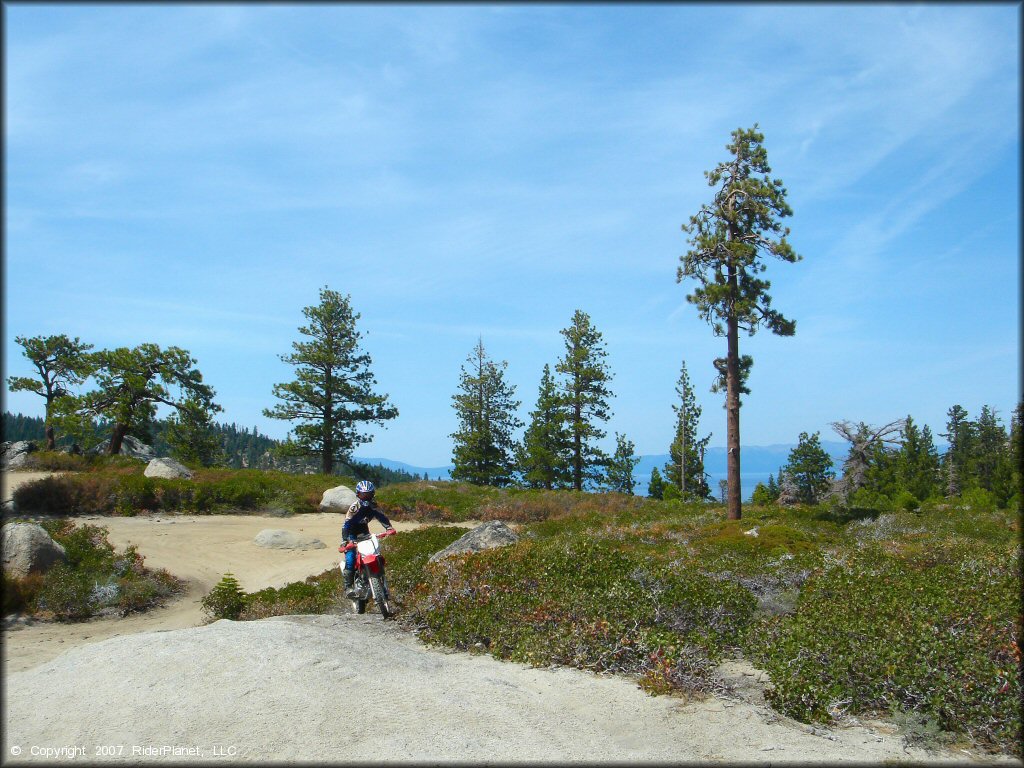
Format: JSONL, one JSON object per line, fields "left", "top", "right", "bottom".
{"left": 830, "top": 419, "right": 905, "bottom": 501}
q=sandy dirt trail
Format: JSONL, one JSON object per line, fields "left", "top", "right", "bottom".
{"left": 2, "top": 470, "right": 469, "bottom": 673}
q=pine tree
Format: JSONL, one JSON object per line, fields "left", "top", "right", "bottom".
{"left": 556, "top": 310, "right": 614, "bottom": 491}
{"left": 264, "top": 287, "right": 398, "bottom": 475}
{"left": 1006, "top": 403, "right": 1023, "bottom": 507}
{"left": 941, "top": 405, "right": 975, "bottom": 496}
{"left": 663, "top": 360, "right": 711, "bottom": 501}
{"left": 604, "top": 433, "right": 638, "bottom": 495}
{"left": 55, "top": 344, "right": 219, "bottom": 456}
{"left": 518, "top": 364, "right": 573, "bottom": 489}
{"left": 165, "top": 397, "right": 226, "bottom": 467}
{"left": 677, "top": 125, "right": 801, "bottom": 519}
{"left": 781, "top": 431, "right": 835, "bottom": 505}
{"left": 7, "top": 335, "right": 96, "bottom": 450}
{"left": 897, "top": 416, "right": 940, "bottom": 502}
{"left": 647, "top": 467, "right": 665, "bottom": 500}
{"left": 450, "top": 338, "right": 523, "bottom": 487}
{"left": 831, "top": 419, "right": 905, "bottom": 501}
{"left": 752, "top": 472, "right": 781, "bottom": 505}
{"left": 973, "top": 405, "right": 1007, "bottom": 494}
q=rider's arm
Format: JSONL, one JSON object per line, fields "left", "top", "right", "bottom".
{"left": 342, "top": 503, "right": 358, "bottom": 540}
{"left": 372, "top": 505, "right": 393, "bottom": 531}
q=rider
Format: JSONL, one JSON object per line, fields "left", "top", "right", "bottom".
{"left": 342, "top": 480, "right": 394, "bottom": 598}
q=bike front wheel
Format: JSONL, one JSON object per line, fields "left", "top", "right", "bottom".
{"left": 368, "top": 573, "right": 394, "bottom": 619}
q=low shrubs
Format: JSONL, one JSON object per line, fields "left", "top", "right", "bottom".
{"left": 744, "top": 540, "right": 1020, "bottom": 753}
{"left": 1, "top": 519, "right": 182, "bottom": 620}
{"left": 220, "top": 491, "right": 1020, "bottom": 757}
{"left": 10, "top": 467, "right": 359, "bottom": 517}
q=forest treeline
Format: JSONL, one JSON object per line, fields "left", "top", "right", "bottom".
{"left": 745, "top": 405, "right": 1022, "bottom": 512}
{"left": 6, "top": 128, "right": 1020, "bottom": 514}
{"left": 0, "top": 411, "right": 420, "bottom": 487}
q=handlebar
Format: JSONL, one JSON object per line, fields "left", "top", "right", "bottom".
{"left": 338, "top": 528, "right": 396, "bottom": 552}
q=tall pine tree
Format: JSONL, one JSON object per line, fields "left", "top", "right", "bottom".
{"left": 556, "top": 310, "right": 613, "bottom": 491}
{"left": 663, "top": 360, "right": 711, "bottom": 501}
{"left": 677, "top": 125, "right": 801, "bottom": 519}
{"left": 518, "top": 364, "right": 573, "bottom": 489}
{"left": 450, "top": 338, "right": 523, "bottom": 487}
{"left": 264, "top": 287, "right": 397, "bottom": 474}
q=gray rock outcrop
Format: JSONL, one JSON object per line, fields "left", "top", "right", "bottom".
{"left": 428, "top": 520, "right": 519, "bottom": 563}
{"left": 253, "top": 529, "right": 326, "bottom": 550}
{"left": 319, "top": 485, "right": 357, "bottom": 512}
{"left": 1, "top": 441, "right": 37, "bottom": 470}
{"left": 144, "top": 457, "right": 194, "bottom": 480}
{"left": 89, "top": 436, "right": 156, "bottom": 462}
{"left": 2, "top": 523, "right": 67, "bottom": 579}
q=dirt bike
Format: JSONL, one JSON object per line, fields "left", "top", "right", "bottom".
{"left": 339, "top": 529, "right": 396, "bottom": 619}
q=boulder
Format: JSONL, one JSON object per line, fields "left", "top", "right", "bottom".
{"left": 89, "top": 436, "right": 156, "bottom": 462}
{"left": 144, "top": 457, "right": 193, "bottom": 480}
{"left": 1, "top": 441, "right": 37, "bottom": 470}
{"left": 253, "top": 529, "right": 326, "bottom": 550}
{"left": 2, "top": 523, "right": 67, "bottom": 579}
{"left": 319, "top": 485, "right": 357, "bottom": 512}
{"left": 428, "top": 520, "right": 519, "bottom": 563}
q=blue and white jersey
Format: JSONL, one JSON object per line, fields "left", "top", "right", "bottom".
{"left": 342, "top": 499, "right": 392, "bottom": 540}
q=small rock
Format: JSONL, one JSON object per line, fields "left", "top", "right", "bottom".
{"left": 743, "top": 527, "right": 759, "bottom": 537}
{"left": 253, "top": 529, "right": 325, "bottom": 550}
{"left": 2, "top": 522, "right": 67, "bottom": 578}
{"left": 90, "top": 435, "right": 156, "bottom": 461}
{"left": 428, "top": 521, "right": 519, "bottom": 563}
{"left": 0, "top": 441, "right": 37, "bottom": 470}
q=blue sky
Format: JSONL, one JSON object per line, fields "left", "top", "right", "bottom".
{"left": 3, "top": 4, "right": 1020, "bottom": 467}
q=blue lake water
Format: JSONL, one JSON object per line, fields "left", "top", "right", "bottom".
{"left": 636, "top": 471, "right": 776, "bottom": 502}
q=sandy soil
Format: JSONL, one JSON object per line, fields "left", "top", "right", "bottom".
{"left": 2, "top": 471, "right": 1018, "bottom": 764}
{"left": 1, "top": 470, "right": 473, "bottom": 673}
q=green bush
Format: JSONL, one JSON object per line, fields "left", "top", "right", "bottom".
{"left": 744, "top": 541, "right": 1020, "bottom": 753}
{"left": 201, "top": 573, "right": 246, "bottom": 620}
{"left": 959, "top": 487, "right": 998, "bottom": 511}
{"left": 1, "top": 520, "right": 184, "bottom": 621}
{"left": 11, "top": 475, "right": 118, "bottom": 516}
{"left": 893, "top": 489, "right": 920, "bottom": 511}
{"left": 35, "top": 564, "right": 95, "bottom": 620}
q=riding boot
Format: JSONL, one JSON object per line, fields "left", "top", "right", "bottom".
{"left": 343, "top": 568, "right": 356, "bottom": 598}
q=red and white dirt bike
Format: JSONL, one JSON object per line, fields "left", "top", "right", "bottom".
{"left": 339, "top": 529, "right": 396, "bottom": 619}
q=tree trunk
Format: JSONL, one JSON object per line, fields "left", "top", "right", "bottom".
{"left": 109, "top": 423, "right": 128, "bottom": 455}
{"left": 726, "top": 275, "right": 742, "bottom": 520}
{"left": 323, "top": 373, "right": 334, "bottom": 476}
{"left": 45, "top": 424, "right": 56, "bottom": 451}
{"left": 680, "top": 423, "right": 687, "bottom": 497}
{"left": 573, "top": 400, "right": 583, "bottom": 491}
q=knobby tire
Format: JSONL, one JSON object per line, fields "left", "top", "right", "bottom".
{"left": 368, "top": 572, "right": 393, "bottom": 619}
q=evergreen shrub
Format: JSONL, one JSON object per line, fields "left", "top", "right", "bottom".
{"left": 201, "top": 573, "right": 246, "bottom": 620}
